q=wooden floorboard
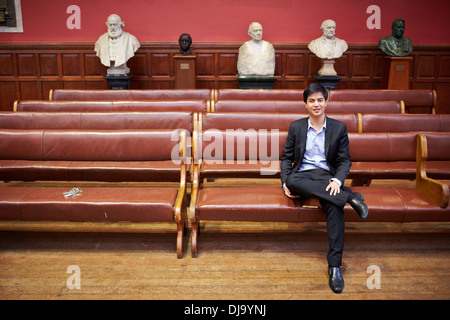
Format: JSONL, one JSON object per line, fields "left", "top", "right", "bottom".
{"left": 0, "top": 222, "right": 449, "bottom": 300}
{"left": 0, "top": 179, "right": 449, "bottom": 300}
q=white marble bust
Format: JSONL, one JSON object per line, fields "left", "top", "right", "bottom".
{"left": 94, "top": 14, "right": 140, "bottom": 75}
{"left": 237, "top": 22, "right": 275, "bottom": 76}
{"left": 308, "top": 19, "right": 348, "bottom": 60}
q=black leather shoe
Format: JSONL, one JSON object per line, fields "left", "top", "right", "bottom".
{"left": 349, "top": 197, "right": 369, "bottom": 222}
{"left": 353, "top": 192, "right": 364, "bottom": 202}
{"left": 328, "top": 266, "right": 344, "bottom": 293}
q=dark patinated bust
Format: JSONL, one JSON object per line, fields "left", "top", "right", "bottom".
{"left": 378, "top": 18, "right": 413, "bottom": 57}
{"left": 178, "top": 33, "right": 193, "bottom": 55}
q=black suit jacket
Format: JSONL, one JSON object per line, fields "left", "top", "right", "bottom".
{"left": 280, "top": 116, "right": 352, "bottom": 186}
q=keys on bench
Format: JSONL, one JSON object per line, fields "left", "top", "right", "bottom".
{"left": 63, "top": 187, "right": 83, "bottom": 198}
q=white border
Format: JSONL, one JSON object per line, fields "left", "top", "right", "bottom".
{"left": 0, "top": 0, "right": 23, "bottom": 33}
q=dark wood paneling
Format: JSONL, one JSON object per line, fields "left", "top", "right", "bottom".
{"left": 62, "top": 53, "right": 81, "bottom": 77}
{"left": 17, "top": 53, "right": 37, "bottom": 76}
{"left": 39, "top": 53, "right": 58, "bottom": 76}
{"left": 0, "top": 42, "right": 449, "bottom": 113}
{"left": 0, "top": 53, "right": 14, "bottom": 76}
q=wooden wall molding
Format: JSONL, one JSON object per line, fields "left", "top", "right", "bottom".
{"left": 1, "top": 42, "right": 449, "bottom": 113}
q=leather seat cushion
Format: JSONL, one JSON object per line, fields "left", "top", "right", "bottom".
{"left": 0, "top": 160, "right": 185, "bottom": 182}
{"left": 0, "top": 186, "right": 178, "bottom": 222}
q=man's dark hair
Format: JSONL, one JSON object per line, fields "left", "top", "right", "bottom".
{"left": 303, "top": 82, "right": 329, "bottom": 102}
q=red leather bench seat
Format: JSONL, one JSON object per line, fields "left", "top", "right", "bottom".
{"left": 51, "top": 89, "right": 212, "bottom": 101}
{"left": 196, "top": 186, "right": 450, "bottom": 224}
{"left": 0, "top": 111, "right": 193, "bottom": 131}
{"left": 349, "top": 132, "right": 417, "bottom": 180}
{"left": 361, "top": 114, "right": 450, "bottom": 133}
{"left": 0, "top": 129, "right": 186, "bottom": 182}
{"left": 349, "top": 132, "right": 450, "bottom": 181}
{"left": 213, "top": 100, "right": 403, "bottom": 114}
{"left": 328, "top": 89, "right": 435, "bottom": 113}
{"left": 0, "top": 186, "right": 178, "bottom": 223}
{"left": 201, "top": 112, "right": 359, "bottom": 132}
{"left": 215, "top": 89, "right": 303, "bottom": 101}
{"left": 422, "top": 132, "right": 450, "bottom": 179}
{"left": 16, "top": 100, "right": 207, "bottom": 113}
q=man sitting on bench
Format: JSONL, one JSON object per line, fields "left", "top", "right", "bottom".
{"left": 281, "top": 83, "right": 369, "bottom": 293}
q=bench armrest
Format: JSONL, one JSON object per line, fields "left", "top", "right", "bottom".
{"left": 416, "top": 134, "right": 449, "bottom": 208}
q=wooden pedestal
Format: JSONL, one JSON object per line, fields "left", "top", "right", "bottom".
{"left": 174, "top": 55, "right": 196, "bottom": 89}
{"left": 384, "top": 56, "right": 413, "bottom": 90}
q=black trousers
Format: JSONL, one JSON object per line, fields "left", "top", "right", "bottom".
{"left": 286, "top": 168, "right": 352, "bottom": 267}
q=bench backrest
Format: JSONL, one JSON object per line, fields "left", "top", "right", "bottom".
{"left": 422, "top": 132, "right": 450, "bottom": 161}
{"left": 329, "top": 89, "right": 435, "bottom": 110}
{"left": 0, "top": 129, "right": 184, "bottom": 161}
{"left": 16, "top": 100, "right": 207, "bottom": 113}
{"left": 201, "top": 112, "right": 359, "bottom": 133}
{"left": 213, "top": 100, "right": 403, "bottom": 114}
{"left": 215, "top": 89, "right": 303, "bottom": 101}
{"left": 51, "top": 89, "right": 213, "bottom": 101}
{"left": 0, "top": 112, "right": 193, "bottom": 132}
{"left": 361, "top": 114, "right": 450, "bottom": 133}
{"left": 197, "top": 129, "right": 287, "bottom": 162}
{"left": 348, "top": 132, "right": 417, "bottom": 162}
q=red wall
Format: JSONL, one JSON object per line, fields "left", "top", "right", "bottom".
{"left": 1, "top": 0, "right": 449, "bottom": 44}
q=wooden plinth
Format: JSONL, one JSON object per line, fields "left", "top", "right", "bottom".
{"left": 384, "top": 56, "right": 413, "bottom": 90}
{"left": 174, "top": 55, "right": 196, "bottom": 89}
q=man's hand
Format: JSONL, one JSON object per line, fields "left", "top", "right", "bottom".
{"left": 284, "top": 185, "right": 300, "bottom": 199}
{"left": 326, "top": 180, "right": 341, "bottom": 196}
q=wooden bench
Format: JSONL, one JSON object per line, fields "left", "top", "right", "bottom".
{"left": 360, "top": 113, "right": 450, "bottom": 133}
{"left": 197, "top": 113, "right": 450, "bottom": 182}
{"left": 0, "top": 111, "right": 194, "bottom": 131}
{"left": 214, "top": 89, "right": 303, "bottom": 101}
{"left": 15, "top": 100, "right": 208, "bottom": 113}
{"left": 189, "top": 125, "right": 449, "bottom": 257}
{"left": 213, "top": 88, "right": 435, "bottom": 113}
{"left": 50, "top": 89, "right": 214, "bottom": 102}
{"left": 0, "top": 129, "right": 188, "bottom": 258}
{"left": 328, "top": 89, "right": 436, "bottom": 114}
{"left": 211, "top": 100, "right": 404, "bottom": 114}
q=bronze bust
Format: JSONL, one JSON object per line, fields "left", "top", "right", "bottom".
{"left": 178, "top": 33, "right": 192, "bottom": 55}
{"left": 378, "top": 18, "right": 412, "bottom": 57}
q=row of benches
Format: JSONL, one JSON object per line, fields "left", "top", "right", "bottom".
{"left": 48, "top": 88, "right": 436, "bottom": 113}
{"left": 0, "top": 110, "right": 449, "bottom": 258}
{"left": 16, "top": 99, "right": 407, "bottom": 114}
{"left": 2, "top": 110, "right": 449, "bottom": 134}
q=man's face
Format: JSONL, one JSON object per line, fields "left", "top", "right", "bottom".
{"left": 304, "top": 91, "right": 327, "bottom": 117}
{"left": 322, "top": 22, "right": 336, "bottom": 39}
{"left": 107, "top": 16, "right": 123, "bottom": 39}
{"left": 249, "top": 24, "right": 263, "bottom": 41}
{"left": 392, "top": 21, "right": 405, "bottom": 39}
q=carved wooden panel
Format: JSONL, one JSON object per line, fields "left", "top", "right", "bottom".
{"left": 151, "top": 53, "right": 171, "bottom": 76}
{"left": 218, "top": 53, "right": 237, "bottom": 76}
{"left": 84, "top": 53, "right": 104, "bottom": 76}
{"left": 438, "top": 55, "right": 450, "bottom": 78}
{"left": 62, "top": 53, "right": 81, "bottom": 77}
{"left": 17, "top": 53, "right": 36, "bottom": 76}
{"left": 196, "top": 53, "right": 215, "bottom": 76}
{"left": 39, "top": 53, "right": 58, "bottom": 76}
{"left": 0, "top": 53, "right": 13, "bottom": 76}
{"left": 416, "top": 55, "right": 436, "bottom": 79}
